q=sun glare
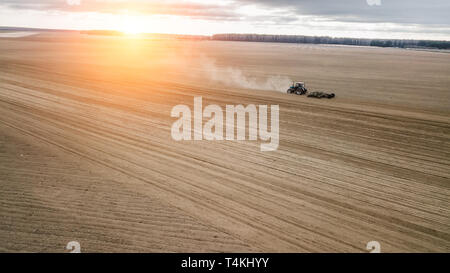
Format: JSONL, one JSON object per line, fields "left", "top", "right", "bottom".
{"left": 121, "top": 27, "right": 143, "bottom": 35}
{"left": 119, "top": 24, "right": 145, "bottom": 35}
{"left": 118, "top": 15, "right": 146, "bottom": 35}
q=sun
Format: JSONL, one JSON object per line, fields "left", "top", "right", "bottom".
{"left": 117, "top": 15, "right": 146, "bottom": 35}
{"left": 119, "top": 23, "right": 145, "bottom": 35}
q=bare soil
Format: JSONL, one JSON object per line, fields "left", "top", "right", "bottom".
{"left": 0, "top": 33, "right": 449, "bottom": 252}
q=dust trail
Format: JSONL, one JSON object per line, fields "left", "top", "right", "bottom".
{"left": 202, "top": 57, "right": 292, "bottom": 92}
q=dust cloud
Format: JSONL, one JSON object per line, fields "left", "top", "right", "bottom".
{"left": 201, "top": 57, "right": 292, "bottom": 92}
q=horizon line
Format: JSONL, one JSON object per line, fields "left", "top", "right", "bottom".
{"left": 1, "top": 25, "right": 450, "bottom": 43}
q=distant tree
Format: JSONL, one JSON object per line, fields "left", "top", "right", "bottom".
{"left": 212, "top": 34, "right": 450, "bottom": 50}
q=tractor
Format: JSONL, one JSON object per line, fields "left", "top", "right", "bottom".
{"left": 287, "top": 81, "right": 308, "bottom": 95}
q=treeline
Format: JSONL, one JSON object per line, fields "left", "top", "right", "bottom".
{"left": 212, "top": 34, "right": 450, "bottom": 50}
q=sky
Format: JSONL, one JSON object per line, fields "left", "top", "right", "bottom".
{"left": 1, "top": 0, "right": 449, "bottom": 40}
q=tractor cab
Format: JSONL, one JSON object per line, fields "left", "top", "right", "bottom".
{"left": 292, "top": 82, "right": 306, "bottom": 88}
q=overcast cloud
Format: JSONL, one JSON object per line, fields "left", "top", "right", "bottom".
{"left": 0, "top": 0, "right": 449, "bottom": 39}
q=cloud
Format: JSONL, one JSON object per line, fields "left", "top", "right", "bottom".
{"left": 2, "top": 0, "right": 449, "bottom": 25}
{"left": 238, "top": 0, "right": 450, "bottom": 25}
{"left": 0, "top": 0, "right": 239, "bottom": 20}
{"left": 1, "top": 0, "right": 449, "bottom": 39}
